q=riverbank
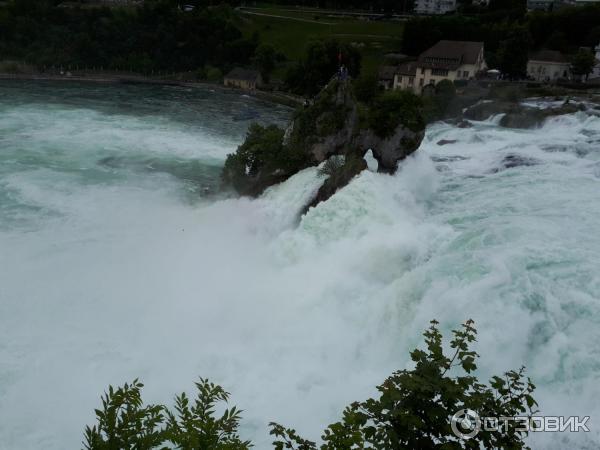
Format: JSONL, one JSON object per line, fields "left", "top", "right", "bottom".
{"left": 0, "top": 72, "right": 304, "bottom": 108}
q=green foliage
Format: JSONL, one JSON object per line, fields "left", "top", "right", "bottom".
{"left": 288, "top": 80, "right": 349, "bottom": 146}
{"left": 352, "top": 72, "right": 379, "bottom": 104}
{"left": 253, "top": 44, "right": 277, "bottom": 84}
{"left": 0, "top": 2, "right": 255, "bottom": 74}
{"left": 571, "top": 48, "right": 596, "bottom": 79}
{"left": 498, "top": 25, "right": 532, "bottom": 80}
{"left": 222, "top": 123, "right": 311, "bottom": 196}
{"left": 83, "top": 379, "right": 166, "bottom": 450}
{"left": 271, "top": 320, "right": 538, "bottom": 450}
{"left": 366, "top": 90, "right": 424, "bottom": 137}
{"left": 84, "top": 321, "right": 537, "bottom": 450}
{"left": 83, "top": 378, "right": 251, "bottom": 450}
{"left": 285, "top": 40, "right": 361, "bottom": 97}
{"left": 165, "top": 379, "right": 251, "bottom": 450}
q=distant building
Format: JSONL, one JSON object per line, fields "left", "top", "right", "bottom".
{"left": 526, "top": 0, "right": 571, "bottom": 10}
{"left": 392, "top": 61, "right": 417, "bottom": 91}
{"left": 527, "top": 50, "right": 570, "bottom": 82}
{"left": 223, "top": 68, "right": 262, "bottom": 90}
{"left": 414, "top": 0, "right": 457, "bottom": 14}
{"left": 571, "top": 0, "right": 600, "bottom": 5}
{"left": 378, "top": 66, "right": 397, "bottom": 90}
{"left": 527, "top": 0, "right": 554, "bottom": 10}
{"left": 407, "top": 40, "right": 485, "bottom": 94}
{"left": 384, "top": 41, "right": 486, "bottom": 95}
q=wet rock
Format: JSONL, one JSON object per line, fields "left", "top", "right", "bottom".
{"left": 463, "top": 101, "right": 513, "bottom": 121}
{"left": 457, "top": 120, "right": 472, "bottom": 128}
{"left": 490, "top": 154, "right": 540, "bottom": 173}
{"left": 302, "top": 155, "right": 367, "bottom": 214}
{"left": 436, "top": 139, "right": 458, "bottom": 146}
{"left": 431, "top": 155, "right": 468, "bottom": 162}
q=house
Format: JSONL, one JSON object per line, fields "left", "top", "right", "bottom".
{"left": 392, "top": 61, "right": 417, "bottom": 91}
{"left": 399, "top": 40, "right": 485, "bottom": 94}
{"left": 414, "top": 0, "right": 457, "bottom": 14}
{"left": 386, "top": 41, "right": 486, "bottom": 95}
{"left": 378, "top": 66, "right": 397, "bottom": 90}
{"left": 223, "top": 68, "right": 262, "bottom": 90}
{"left": 527, "top": 50, "right": 570, "bottom": 82}
{"left": 527, "top": 0, "right": 570, "bottom": 10}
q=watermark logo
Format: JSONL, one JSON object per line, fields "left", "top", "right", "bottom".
{"left": 450, "top": 409, "right": 590, "bottom": 440}
{"left": 451, "top": 409, "right": 481, "bottom": 439}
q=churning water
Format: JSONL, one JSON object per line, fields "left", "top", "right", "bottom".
{"left": 1, "top": 81, "right": 599, "bottom": 449}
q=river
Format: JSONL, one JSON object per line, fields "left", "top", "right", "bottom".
{"left": 0, "top": 81, "right": 599, "bottom": 449}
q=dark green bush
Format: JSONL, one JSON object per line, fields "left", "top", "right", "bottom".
{"left": 84, "top": 320, "right": 538, "bottom": 450}
{"left": 367, "top": 90, "right": 424, "bottom": 137}
{"left": 222, "top": 123, "right": 311, "bottom": 196}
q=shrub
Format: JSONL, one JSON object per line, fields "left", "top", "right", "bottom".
{"left": 222, "top": 123, "right": 311, "bottom": 196}
{"left": 271, "top": 320, "right": 538, "bottom": 450}
{"left": 84, "top": 320, "right": 538, "bottom": 450}
{"left": 83, "top": 378, "right": 250, "bottom": 450}
{"left": 352, "top": 72, "right": 379, "bottom": 103}
{"left": 367, "top": 90, "right": 424, "bottom": 137}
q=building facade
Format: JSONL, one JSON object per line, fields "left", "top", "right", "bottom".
{"left": 527, "top": 50, "right": 570, "bottom": 82}
{"left": 414, "top": 0, "right": 457, "bottom": 14}
{"left": 223, "top": 68, "right": 262, "bottom": 90}
{"left": 393, "top": 41, "right": 486, "bottom": 95}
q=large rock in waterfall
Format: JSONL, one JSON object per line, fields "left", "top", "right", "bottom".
{"left": 222, "top": 79, "right": 425, "bottom": 205}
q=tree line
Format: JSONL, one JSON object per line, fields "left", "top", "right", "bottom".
{"left": 0, "top": 0, "right": 255, "bottom": 75}
{"left": 401, "top": 3, "right": 600, "bottom": 78}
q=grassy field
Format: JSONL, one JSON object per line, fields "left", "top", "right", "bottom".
{"left": 234, "top": 5, "right": 404, "bottom": 78}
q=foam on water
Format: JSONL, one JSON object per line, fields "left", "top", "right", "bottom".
{"left": 1, "top": 83, "right": 600, "bottom": 449}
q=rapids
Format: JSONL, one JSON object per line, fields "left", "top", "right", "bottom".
{"left": 0, "top": 81, "right": 599, "bottom": 449}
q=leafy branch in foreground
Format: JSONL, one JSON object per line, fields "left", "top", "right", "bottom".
{"left": 270, "top": 320, "right": 537, "bottom": 450}
{"left": 84, "top": 320, "right": 537, "bottom": 450}
{"left": 83, "top": 378, "right": 250, "bottom": 450}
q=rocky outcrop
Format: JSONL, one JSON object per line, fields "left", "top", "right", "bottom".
{"left": 286, "top": 80, "right": 424, "bottom": 174}
{"left": 354, "top": 125, "right": 423, "bottom": 174}
{"left": 222, "top": 79, "right": 426, "bottom": 204}
{"left": 463, "top": 99, "right": 586, "bottom": 129}
{"left": 302, "top": 155, "right": 367, "bottom": 214}
{"left": 498, "top": 102, "right": 583, "bottom": 129}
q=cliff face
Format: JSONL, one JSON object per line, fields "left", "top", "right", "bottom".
{"left": 222, "top": 79, "right": 426, "bottom": 206}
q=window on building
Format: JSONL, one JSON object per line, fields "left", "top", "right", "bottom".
{"left": 398, "top": 76, "right": 403, "bottom": 84}
{"left": 409, "top": 77, "right": 414, "bottom": 85}
{"left": 419, "top": 78, "right": 424, "bottom": 86}
{"left": 463, "top": 70, "right": 469, "bottom": 78}
{"left": 421, "top": 68, "right": 425, "bottom": 75}
{"left": 431, "top": 68, "right": 448, "bottom": 76}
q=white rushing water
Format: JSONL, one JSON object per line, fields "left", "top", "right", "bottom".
{"left": 1, "top": 81, "right": 600, "bottom": 449}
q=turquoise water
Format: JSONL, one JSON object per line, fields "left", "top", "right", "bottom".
{"left": 1, "top": 81, "right": 599, "bottom": 449}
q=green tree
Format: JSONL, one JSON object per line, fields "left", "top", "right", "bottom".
{"left": 84, "top": 321, "right": 537, "bottom": 450}
{"left": 498, "top": 25, "right": 532, "bottom": 80}
{"left": 222, "top": 123, "right": 311, "bottom": 196}
{"left": 83, "top": 379, "right": 167, "bottom": 450}
{"left": 271, "top": 320, "right": 538, "bottom": 450}
{"left": 352, "top": 72, "right": 379, "bottom": 103}
{"left": 285, "top": 40, "right": 361, "bottom": 96}
{"left": 165, "top": 379, "right": 251, "bottom": 450}
{"left": 254, "top": 44, "right": 277, "bottom": 84}
{"left": 571, "top": 48, "right": 596, "bottom": 81}
{"left": 83, "top": 378, "right": 251, "bottom": 450}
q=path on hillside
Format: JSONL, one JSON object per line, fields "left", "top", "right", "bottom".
{"left": 236, "top": 8, "right": 335, "bottom": 25}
